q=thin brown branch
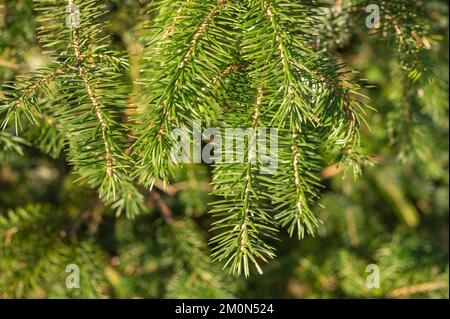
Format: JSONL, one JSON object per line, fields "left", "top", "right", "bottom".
{"left": 150, "top": 191, "right": 175, "bottom": 224}
{"left": 0, "top": 59, "right": 21, "bottom": 70}
{"left": 387, "top": 282, "right": 447, "bottom": 298}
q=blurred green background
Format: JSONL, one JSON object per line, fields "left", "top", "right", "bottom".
{"left": 0, "top": 0, "right": 448, "bottom": 298}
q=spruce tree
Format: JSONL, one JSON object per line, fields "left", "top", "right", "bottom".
{"left": 0, "top": 0, "right": 448, "bottom": 298}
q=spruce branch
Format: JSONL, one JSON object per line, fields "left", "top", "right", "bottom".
{"left": 132, "top": 0, "right": 239, "bottom": 188}
{"left": 1, "top": 0, "right": 145, "bottom": 217}
{"left": 210, "top": 83, "right": 278, "bottom": 277}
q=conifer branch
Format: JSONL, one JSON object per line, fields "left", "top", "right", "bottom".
{"left": 1, "top": 0, "right": 146, "bottom": 217}
{"left": 210, "top": 84, "right": 277, "bottom": 277}
{"left": 70, "top": 25, "right": 114, "bottom": 178}
{"left": 133, "top": 0, "right": 238, "bottom": 187}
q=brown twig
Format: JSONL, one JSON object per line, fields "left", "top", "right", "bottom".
{"left": 387, "top": 282, "right": 447, "bottom": 298}
{"left": 155, "top": 180, "right": 212, "bottom": 196}
{"left": 0, "top": 59, "right": 21, "bottom": 70}
{"left": 150, "top": 191, "right": 175, "bottom": 224}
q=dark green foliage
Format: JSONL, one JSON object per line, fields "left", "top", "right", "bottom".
{"left": 0, "top": 205, "right": 110, "bottom": 298}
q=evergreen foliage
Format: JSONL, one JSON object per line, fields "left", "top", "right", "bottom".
{"left": 0, "top": 0, "right": 448, "bottom": 298}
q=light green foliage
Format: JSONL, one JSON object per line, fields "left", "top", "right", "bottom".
{"left": 1, "top": 0, "right": 145, "bottom": 218}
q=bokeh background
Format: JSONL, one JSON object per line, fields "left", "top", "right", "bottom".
{"left": 0, "top": 0, "right": 448, "bottom": 298}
